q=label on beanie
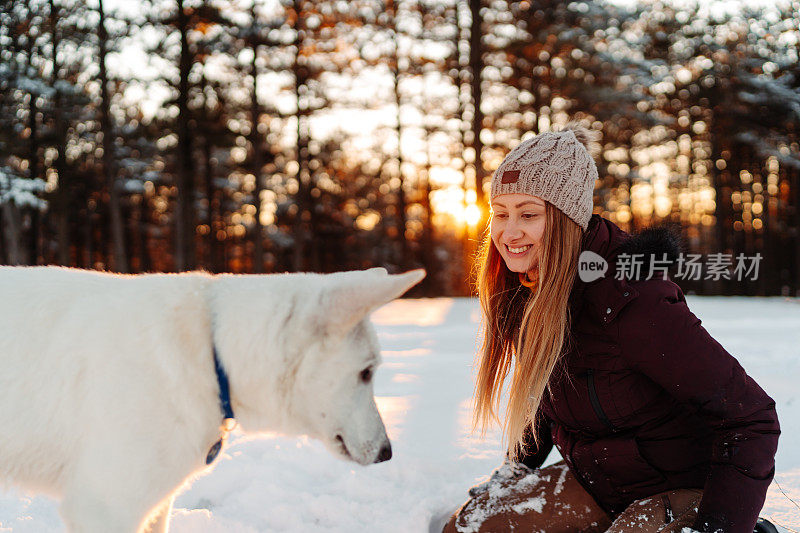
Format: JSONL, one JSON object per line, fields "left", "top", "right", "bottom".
{"left": 501, "top": 170, "right": 520, "bottom": 184}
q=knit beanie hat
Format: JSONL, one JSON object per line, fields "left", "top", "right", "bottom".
{"left": 490, "top": 123, "right": 600, "bottom": 230}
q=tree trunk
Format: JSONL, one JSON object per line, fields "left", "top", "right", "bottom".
{"left": 469, "top": 0, "right": 486, "bottom": 222}
{"left": 793, "top": 167, "right": 800, "bottom": 296}
{"left": 133, "top": 195, "right": 152, "bottom": 272}
{"left": 174, "top": 0, "right": 196, "bottom": 271}
{"left": 49, "top": 0, "right": 71, "bottom": 266}
{"left": 419, "top": 132, "right": 436, "bottom": 291}
{"left": 1, "top": 201, "right": 28, "bottom": 265}
{"left": 202, "top": 131, "right": 218, "bottom": 271}
{"left": 250, "top": 37, "right": 265, "bottom": 273}
{"left": 98, "top": 0, "right": 128, "bottom": 272}
{"left": 27, "top": 77, "right": 40, "bottom": 265}
{"left": 83, "top": 202, "right": 95, "bottom": 268}
{"left": 292, "top": 0, "right": 309, "bottom": 272}
{"left": 709, "top": 126, "right": 733, "bottom": 295}
{"left": 453, "top": 0, "right": 472, "bottom": 294}
{"left": 389, "top": 0, "right": 410, "bottom": 269}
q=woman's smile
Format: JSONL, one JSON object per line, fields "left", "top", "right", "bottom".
{"left": 505, "top": 244, "right": 533, "bottom": 255}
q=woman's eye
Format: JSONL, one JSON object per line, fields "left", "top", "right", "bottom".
{"left": 360, "top": 367, "right": 373, "bottom": 383}
{"left": 522, "top": 213, "right": 538, "bottom": 219}
{"left": 494, "top": 213, "right": 508, "bottom": 219}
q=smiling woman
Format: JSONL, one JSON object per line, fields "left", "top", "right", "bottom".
{"left": 489, "top": 194, "right": 547, "bottom": 274}
{"left": 443, "top": 123, "right": 780, "bottom": 533}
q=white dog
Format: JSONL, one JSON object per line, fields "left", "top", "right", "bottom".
{"left": 0, "top": 266, "right": 425, "bottom": 532}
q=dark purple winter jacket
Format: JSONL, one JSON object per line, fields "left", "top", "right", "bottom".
{"left": 519, "top": 214, "right": 780, "bottom": 533}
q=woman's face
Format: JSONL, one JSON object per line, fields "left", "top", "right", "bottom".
{"left": 490, "top": 193, "right": 546, "bottom": 273}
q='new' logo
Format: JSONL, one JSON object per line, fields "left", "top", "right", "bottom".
{"left": 578, "top": 251, "right": 608, "bottom": 283}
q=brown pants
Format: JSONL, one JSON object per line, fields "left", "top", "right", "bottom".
{"left": 443, "top": 461, "right": 703, "bottom": 533}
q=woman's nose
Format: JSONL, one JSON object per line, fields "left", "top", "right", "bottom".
{"left": 504, "top": 221, "right": 523, "bottom": 239}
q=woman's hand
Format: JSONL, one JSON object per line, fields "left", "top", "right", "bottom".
{"left": 468, "top": 458, "right": 534, "bottom": 497}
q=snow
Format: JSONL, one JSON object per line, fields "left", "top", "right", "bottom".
{"left": 0, "top": 296, "right": 798, "bottom": 532}
{"left": 0, "top": 167, "right": 47, "bottom": 210}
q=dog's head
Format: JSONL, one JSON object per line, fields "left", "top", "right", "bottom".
{"left": 214, "top": 268, "right": 425, "bottom": 466}
{"left": 290, "top": 268, "right": 425, "bottom": 465}
{"left": 282, "top": 268, "right": 425, "bottom": 465}
{"left": 212, "top": 268, "right": 425, "bottom": 465}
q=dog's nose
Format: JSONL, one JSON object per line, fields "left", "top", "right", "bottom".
{"left": 375, "top": 442, "right": 392, "bottom": 463}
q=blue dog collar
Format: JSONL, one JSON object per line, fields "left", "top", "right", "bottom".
{"left": 206, "top": 347, "right": 236, "bottom": 464}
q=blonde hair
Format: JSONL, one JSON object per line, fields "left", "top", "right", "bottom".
{"left": 473, "top": 201, "right": 584, "bottom": 460}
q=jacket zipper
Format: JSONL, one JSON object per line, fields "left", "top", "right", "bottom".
{"left": 587, "top": 369, "right": 617, "bottom": 432}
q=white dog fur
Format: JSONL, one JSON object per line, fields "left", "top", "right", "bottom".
{"left": 0, "top": 266, "right": 425, "bottom": 532}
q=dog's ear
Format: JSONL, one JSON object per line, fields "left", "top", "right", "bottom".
{"left": 325, "top": 269, "right": 426, "bottom": 335}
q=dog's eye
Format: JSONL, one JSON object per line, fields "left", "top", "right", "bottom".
{"left": 360, "top": 367, "right": 373, "bottom": 383}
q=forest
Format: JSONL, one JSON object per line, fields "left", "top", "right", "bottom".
{"left": 1, "top": 0, "right": 798, "bottom": 296}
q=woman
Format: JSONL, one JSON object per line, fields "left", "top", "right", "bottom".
{"left": 443, "top": 124, "right": 780, "bottom": 533}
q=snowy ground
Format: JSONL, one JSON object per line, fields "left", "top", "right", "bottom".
{"left": 1, "top": 296, "right": 798, "bottom": 532}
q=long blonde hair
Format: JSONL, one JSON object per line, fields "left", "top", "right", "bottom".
{"left": 473, "top": 201, "right": 584, "bottom": 460}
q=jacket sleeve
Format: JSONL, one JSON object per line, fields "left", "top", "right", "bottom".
{"left": 515, "top": 412, "right": 554, "bottom": 470}
{"left": 617, "top": 281, "right": 780, "bottom": 533}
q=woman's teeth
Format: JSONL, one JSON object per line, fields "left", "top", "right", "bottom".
{"left": 506, "top": 244, "right": 531, "bottom": 254}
